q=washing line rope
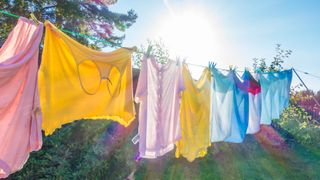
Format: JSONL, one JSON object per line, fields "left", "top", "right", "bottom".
{"left": 293, "top": 68, "right": 320, "bottom": 108}
{"left": 0, "top": 10, "right": 19, "bottom": 18}
{"left": 2, "top": 9, "right": 320, "bottom": 76}
{"left": 0, "top": 9, "right": 209, "bottom": 68}
{"left": 0, "top": 9, "right": 228, "bottom": 69}
{"left": 294, "top": 68, "right": 320, "bottom": 80}
{"left": 0, "top": 9, "right": 117, "bottom": 46}
{"left": 3, "top": 9, "right": 320, "bottom": 125}
{"left": 0, "top": 9, "right": 289, "bottom": 71}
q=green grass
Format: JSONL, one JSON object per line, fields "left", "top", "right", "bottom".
{"left": 9, "top": 116, "right": 320, "bottom": 180}
{"left": 134, "top": 134, "right": 320, "bottom": 180}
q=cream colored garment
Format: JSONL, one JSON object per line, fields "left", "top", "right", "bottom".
{"left": 135, "top": 56, "right": 185, "bottom": 158}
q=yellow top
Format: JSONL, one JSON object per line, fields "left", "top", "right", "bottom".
{"left": 39, "top": 21, "right": 135, "bottom": 135}
{"left": 175, "top": 64, "right": 211, "bottom": 162}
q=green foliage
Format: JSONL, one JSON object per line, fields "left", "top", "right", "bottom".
{"left": 133, "top": 39, "right": 170, "bottom": 68}
{"left": 270, "top": 44, "right": 292, "bottom": 72}
{"left": 253, "top": 57, "right": 267, "bottom": 73}
{"left": 252, "top": 44, "right": 320, "bottom": 154}
{"left": 0, "top": 0, "right": 137, "bottom": 49}
{"left": 9, "top": 120, "right": 136, "bottom": 179}
{"left": 252, "top": 44, "right": 292, "bottom": 73}
{"left": 274, "top": 105, "right": 320, "bottom": 152}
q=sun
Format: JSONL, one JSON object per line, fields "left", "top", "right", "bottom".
{"left": 156, "top": 6, "right": 221, "bottom": 66}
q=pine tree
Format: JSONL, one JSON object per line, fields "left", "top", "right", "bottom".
{"left": 0, "top": 0, "right": 137, "bottom": 49}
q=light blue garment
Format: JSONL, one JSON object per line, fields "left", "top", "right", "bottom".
{"left": 277, "top": 70, "right": 293, "bottom": 112}
{"left": 210, "top": 67, "right": 234, "bottom": 142}
{"left": 225, "top": 71, "right": 249, "bottom": 143}
{"left": 259, "top": 73, "right": 275, "bottom": 124}
{"left": 259, "top": 69, "right": 293, "bottom": 125}
{"left": 210, "top": 66, "right": 249, "bottom": 143}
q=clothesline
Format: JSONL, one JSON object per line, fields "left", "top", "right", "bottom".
{"left": 0, "top": 8, "right": 319, "bottom": 176}
{"left": 293, "top": 68, "right": 320, "bottom": 107}
{"left": 1, "top": 17, "right": 294, "bottom": 171}
{"left": 0, "top": 9, "right": 253, "bottom": 72}
{"left": 0, "top": 9, "right": 19, "bottom": 18}
{"left": 294, "top": 68, "right": 320, "bottom": 80}
{"left": 1, "top": 10, "right": 208, "bottom": 68}
{"left": 2, "top": 9, "right": 320, "bottom": 77}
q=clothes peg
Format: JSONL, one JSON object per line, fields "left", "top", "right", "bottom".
{"left": 208, "top": 61, "right": 216, "bottom": 76}
{"left": 208, "top": 62, "right": 212, "bottom": 69}
{"left": 123, "top": 46, "right": 138, "bottom": 52}
{"left": 229, "top": 65, "right": 234, "bottom": 71}
{"left": 132, "top": 46, "right": 138, "bottom": 52}
{"left": 30, "top": 13, "right": 40, "bottom": 25}
{"left": 208, "top": 61, "right": 216, "bottom": 69}
{"left": 256, "top": 68, "right": 260, "bottom": 73}
{"left": 146, "top": 45, "right": 153, "bottom": 57}
{"left": 231, "top": 65, "right": 238, "bottom": 71}
{"left": 244, "top": 67, "right": 250, "bottom": 73}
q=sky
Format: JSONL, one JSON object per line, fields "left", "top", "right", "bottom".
{"left": 108, "top": 0, "right": 320, "bottom": 90}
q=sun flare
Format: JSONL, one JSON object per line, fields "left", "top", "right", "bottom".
{"left": 156, "top": 6, "right": 221, "bottom": 66}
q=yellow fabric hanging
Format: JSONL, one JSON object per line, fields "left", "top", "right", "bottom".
{"left": 175, "top": 64, "right": 211, "bottom": 162}
{"left": 39, "top": 21, "right": 135, "bottom": 135}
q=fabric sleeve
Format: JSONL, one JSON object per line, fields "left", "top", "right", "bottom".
{"left": 135, "top": 57, "right": 148, "bottom": 103}
{"left": 29, "top": 81, "right": 43, "bottom": 151}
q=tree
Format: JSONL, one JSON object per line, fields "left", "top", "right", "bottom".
{"left": 0, "top": 0, "right": 137, "bottom": 49}
{"left": 133, "top": 39, "right": 170, "bottom": 68}
{"left": 252, "top": 44, "right": 299, "bottom": 97}
{"left": 252, "top": 44, "right": 292, "bottom": 73}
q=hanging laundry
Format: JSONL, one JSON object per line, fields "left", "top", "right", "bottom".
{"left": 0, "top": 17, "right": 43, "bottom": 178}
{"left": 135, "top": 56, "right": 185, "bottom": 159}
{"left": 210, "top": 66, "right": 234, "bottom": 142}
{"left": 276, "top": 70, "right": 293, "bottom": 113}
{"left": 210, "top": 66, "right": 249, "bottom": 143}
{"left": 242, "top": 71, "right": 262, "bottom": 134}
{"left": 39, "top": 21, "right": 135, "bottom": 136}
{"left": 225, "top": 70, "right": 249, "bottom": 143}
{"left": 175, "top": 64, "right": 211, "bottom": 162}
{"left": 259, "top": 69, "right": 292, "bottom": 125}
{"left": 258, "top": 73, "right": 275, "bottom": 125}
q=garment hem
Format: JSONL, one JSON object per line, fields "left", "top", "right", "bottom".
{"left": 175, "top": 143, "right": 211, "bottom": 162}
{"left": 139, "top": 140, "right": 180, "bottom": 159}
{"left": 43, "top": 114, "right": 136, "bottom": 136}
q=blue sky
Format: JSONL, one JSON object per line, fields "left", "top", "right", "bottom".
{"left": 109, "top": 0, "right": 320, "bottom": 90}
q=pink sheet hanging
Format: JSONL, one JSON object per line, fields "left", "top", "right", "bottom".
{"left": 0, "top": 17, "right": 43, "bottom": 178}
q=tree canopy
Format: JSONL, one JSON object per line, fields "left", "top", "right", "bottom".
{"left": 0, "top": 0, "right": 137, "bottom": 49}
{"left": 252, "top": 44, "right": 292, "bottom": 73}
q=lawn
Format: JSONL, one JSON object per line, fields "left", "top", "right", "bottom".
{"left": 9, "top": 119, "right": 320, "bottom": 180}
